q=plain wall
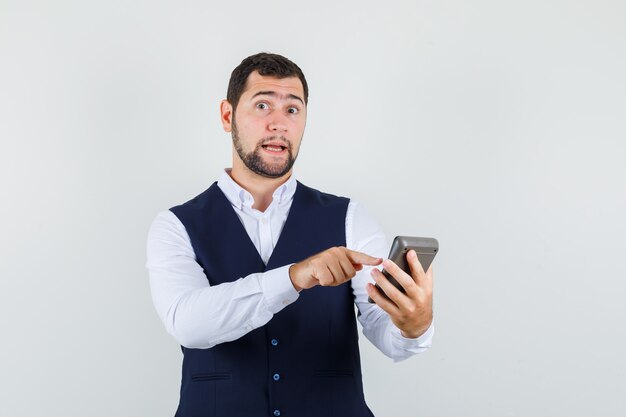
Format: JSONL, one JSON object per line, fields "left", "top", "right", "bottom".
{"left": 1, "top": 1, "right": 625, "bottom": 416}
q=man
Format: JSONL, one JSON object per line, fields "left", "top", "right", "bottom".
{"left": 147, "top": 52, "right": 434, "bottom": 417}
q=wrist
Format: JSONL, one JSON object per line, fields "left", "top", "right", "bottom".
{"left": 288, "top": 264, "right": 303, "bottom": 292}
{"left": 400, "top": 321, "right": 431, "bottom": 339}
{"left": 400, "top": 329, "right": 421, "bottom": 339}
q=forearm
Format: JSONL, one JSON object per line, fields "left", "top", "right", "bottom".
{"left": 347, "top": 200, "right": 434, "bottom": 361}
{"left": 149, "top": 265, "right": 297, "bottom": 349}
{"left": 146, "top": 210, "right": 299, "bottom": 349}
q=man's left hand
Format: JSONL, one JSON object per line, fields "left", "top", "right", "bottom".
{"left": 366, "top": 249, "right": 433, "bottom": 339}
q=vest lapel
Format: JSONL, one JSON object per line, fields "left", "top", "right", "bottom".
{"left": 266, "top": 181, "right": 306, "bottom": 268}
{"left": 212, "top": 185, "right": 266, "bottom": 268}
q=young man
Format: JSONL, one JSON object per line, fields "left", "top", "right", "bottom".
{"left": 147, "top": 52, "right": 434, "bottom": 417}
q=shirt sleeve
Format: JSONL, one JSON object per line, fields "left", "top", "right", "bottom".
{"left": 146, "top": 210, "right": 299, "bottom": 349}
{"left": 347, "top": 201, "right": 434, "bottom": 362}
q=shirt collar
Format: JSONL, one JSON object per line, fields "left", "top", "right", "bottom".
{"left": 217, "top": 168, "right": 298, "bottom": 211}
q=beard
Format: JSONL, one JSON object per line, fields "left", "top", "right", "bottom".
{"left": 231, "top": 119, "right": 299, "bottom": 178}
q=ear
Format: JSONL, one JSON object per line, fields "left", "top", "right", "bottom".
{"left": 220, "top": 100, "right": 233, "bottom": 132}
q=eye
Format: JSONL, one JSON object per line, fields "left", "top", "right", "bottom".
{"left": 287, "top": 107, "right": 299, "bottom": 114}
{"left": 256, "top": 102, "right": 269, "bottom": 110}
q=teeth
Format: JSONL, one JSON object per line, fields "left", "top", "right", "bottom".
{"left": 265, "top": 146, "right": 283, "bottom": 151}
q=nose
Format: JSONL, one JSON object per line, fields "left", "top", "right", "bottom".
{"left": 268, "top": 113, "right": 288, "bottom": 133}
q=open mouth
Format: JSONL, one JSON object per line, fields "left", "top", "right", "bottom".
{"left": 262, "top": 144, "right": 287, "bottom": 153}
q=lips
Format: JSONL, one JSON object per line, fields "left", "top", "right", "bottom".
{"left": 261, "top": 141, "right": 288, "bottom": 153}
{"left": 263, "top": 145, "right": 286, "bottom": 152}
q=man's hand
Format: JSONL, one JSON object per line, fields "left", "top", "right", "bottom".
{"left": 289, "top": 247, "right": 382, "bottom": 291}
{"left": 366, "top": 249, "right": 433, "bottom": 339}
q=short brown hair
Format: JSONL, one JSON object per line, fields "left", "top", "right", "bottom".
{"left": 227, "top": 52, "right": 309, "bottom": 111}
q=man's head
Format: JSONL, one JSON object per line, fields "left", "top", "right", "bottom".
{"left": 220, "top": 53, "right": 308, "bottom": 179}
{"left": 226, "top": 53, "right": 308, "bottom": 111}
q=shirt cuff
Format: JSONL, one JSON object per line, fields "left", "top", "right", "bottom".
{"left": 260, "top": 264, "right": 300, "bottom": 314}
{"left": 391, "top": 320, "right": 434, "bottom": 350}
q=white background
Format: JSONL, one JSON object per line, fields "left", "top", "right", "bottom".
{"left": 1, "top": 1, "right": 625, "bottom": 416}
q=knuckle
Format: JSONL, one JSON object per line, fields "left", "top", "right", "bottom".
{"left": 419, "top": 294, "right": 430, "bottom": 306}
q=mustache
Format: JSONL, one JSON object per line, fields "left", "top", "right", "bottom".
{"left": 259, "top": 136, "right": 291, "bottom": 148}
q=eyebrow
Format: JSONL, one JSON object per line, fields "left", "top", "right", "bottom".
{"left": 251, "top": 91, "right": 305, "bottom": 105}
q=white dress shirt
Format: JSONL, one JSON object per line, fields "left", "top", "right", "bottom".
{"left": 146, "top": 169, "right": 433, "bottom": 362}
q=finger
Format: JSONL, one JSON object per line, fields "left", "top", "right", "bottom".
{"left": 406, "top": 250, "right": 427, "bottom": 284}
{"left": 426, "top": 264, "right": 433, "bottom": 279}
{"left": 366, "top": 282, "right": 400, "bottom": 314}
{"left": 345, "top": 249, "right": 383, "bottom": 267}
{"left": 337, "top": 253, "right": 357, "bottom": 279}
{"left": 326, "top": 258, "right": 348, "bottom": 285}
{"left": 381, "top": 258, "right": 418, "bottom": 296}
{"left": 371, "top": 268, "right": 412, "bottom": 311}
{"left": 313, "top": 263, "right": 333, "bottom": 286}
{"left": 423, "top": 263, "right": 434, "bottom": 292}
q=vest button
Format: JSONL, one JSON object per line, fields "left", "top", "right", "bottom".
{"left": 273, "top": 373, "right": 280, "bottom": 381}
{"left": 273, "top": 409, "right": 281, "bottom": 416}
{"left": 271, "top": 339, "right": 278, "bottom": 346}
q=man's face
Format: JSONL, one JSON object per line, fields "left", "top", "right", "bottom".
{"left": 223, "top": 71, "right": 307, "bottom": 179}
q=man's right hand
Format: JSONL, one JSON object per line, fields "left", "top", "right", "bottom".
{"left": 289, "top": 247, "right": 382, "bottom": 291}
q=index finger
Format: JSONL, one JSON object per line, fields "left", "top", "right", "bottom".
{"left": 344, "top": 248, "right": 383, "bottom": 266}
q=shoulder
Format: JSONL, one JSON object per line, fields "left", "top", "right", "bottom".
{"left": 296, "top": 181, "right": 350, "bottom": 208}
{"left": 147, "top": 210, "right": 192, "bottom": 255}
{"left": 170, "top": 182, "right": 220, "bottom": 213}
{"left": 347, "top": 199, "right": 379, "bottom": 225}
{"left": 345, "top": 199, "right": 386, "bottom": 248}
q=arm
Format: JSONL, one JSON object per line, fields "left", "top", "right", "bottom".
{"left": 347, "top": 201, "right": 434, "bottom": 362}
{"left": 146, "top": 210, "right": 300, "bottom": 349}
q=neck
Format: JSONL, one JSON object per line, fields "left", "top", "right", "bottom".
{"left": 229, "top": 163, "right": 292, "bottom": 212}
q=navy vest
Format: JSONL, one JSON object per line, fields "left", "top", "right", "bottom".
{"left": 169, "top": 181, "right": 374, "bottom": 417}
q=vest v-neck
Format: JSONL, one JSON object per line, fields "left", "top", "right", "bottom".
{"left": 213, "top": 181, "right": 305, "bottom": 269}
{"left": 212, "top": 185, "right": 266, "bottom": 267}
{"left": 266, "top": 181, "right": 304, "bottom": 268}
